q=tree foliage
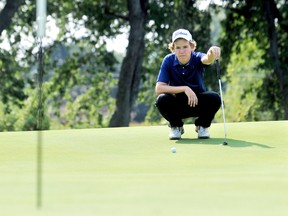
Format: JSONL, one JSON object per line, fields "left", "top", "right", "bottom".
{"left": 0, "top": 0, "right": 119, "bottom": 130}
{"left": 0, "top": 0, "right": 287, "bottom": 131}
{"left": 220, "top": 0, "right": 288, "bottom": 120}
{"left": 109, "top": 0, "right": 149, "bottom": 127}
{"left": 220, "top": 38, "right": 268, "bottom": 121}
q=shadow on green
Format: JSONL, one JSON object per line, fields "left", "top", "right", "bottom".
{"left": 176, "top": 138, "right": 273, "bottom": 148}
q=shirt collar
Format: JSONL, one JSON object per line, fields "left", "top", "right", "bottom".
{"left": 173, "top": 53, "right": 191, "bottom": 67}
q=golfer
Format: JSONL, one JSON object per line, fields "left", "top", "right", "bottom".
{"left": 155, "top": 29, "right": 221, "bottom": 140}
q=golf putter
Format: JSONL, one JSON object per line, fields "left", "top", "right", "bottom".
{"left": 216, "top": 59, "right": 228, "bottom": 145}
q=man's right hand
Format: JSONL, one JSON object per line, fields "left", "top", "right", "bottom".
{"left": 184, "top": 87, "right": 198, "bottom": 107}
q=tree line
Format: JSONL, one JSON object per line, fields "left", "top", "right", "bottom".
{"left": 0, "top": 0, "right": 287, "bottom": 131}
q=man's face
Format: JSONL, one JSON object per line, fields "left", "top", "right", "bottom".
{"left": 174, "top": 39, "right": 192, "bottom": 65}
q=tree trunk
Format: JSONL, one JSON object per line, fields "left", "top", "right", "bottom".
{"left": 0, "top": 0, "right": 23, "bottom": 36}
{"left": 263, "top": 0, "right": 288, "bottom": 119}
{"left": 109, "top": 0, "right": 148, "bottom": 127}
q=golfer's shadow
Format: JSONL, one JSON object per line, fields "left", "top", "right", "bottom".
{"left": 176, "top": 138, "right": 273, "bottom": 148}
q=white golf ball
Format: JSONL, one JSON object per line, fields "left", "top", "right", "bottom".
{"left": 171, "top": 147, "right": 176, "bottom": 153}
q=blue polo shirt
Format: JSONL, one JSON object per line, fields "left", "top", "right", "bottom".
{"left": 157, "top": 52, "right": 207, "bottom": 94}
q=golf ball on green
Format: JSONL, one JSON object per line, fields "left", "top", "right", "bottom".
{"left": 171, "top": 147, "right": 176, "bottom": 153}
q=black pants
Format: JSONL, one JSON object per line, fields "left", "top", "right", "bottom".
{"left": 155, "top": 92, "right": 221, "bottom": 128}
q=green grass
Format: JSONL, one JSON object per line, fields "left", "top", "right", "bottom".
{"left": 0, "top": 121, "right": 288, "bottom": 216}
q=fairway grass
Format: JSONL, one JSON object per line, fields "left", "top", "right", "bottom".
{"left": 0, "top": 121, "right": 287, "bottom": 216}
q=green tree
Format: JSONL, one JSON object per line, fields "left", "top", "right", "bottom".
{"left": 0, "top": 0, "right": 120, "bottom": 130}
{"left": 45, "top": 42, "right": 117, "bottom": 128}
{"left": 109, "top": 0, "right": 149, "bottom": 127}
{"left": 42, "top": 0, "right": 149, "bottom": 127}
{"left": 220, "top": 38, "right": 268, "bottom": 122}
{"left": 0, "top": 0, "right": 23, "bottom": 35}
{"left": 0, "top": 46, "right": 28, "bottom": 130}
{"left": 6, "top": 0, "right": 285, "bottom": 131}
{"left": 220, "top": 0, "right": 288, "bottom": 120}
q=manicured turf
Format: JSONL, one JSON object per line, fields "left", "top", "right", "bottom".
{"left": 0, "top": 121, "right": 288, "bottom": 216}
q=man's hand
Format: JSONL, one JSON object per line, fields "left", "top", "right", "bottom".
{"left": 208, "top": 46, "right": 221, "bottom": 60}
{"left": 184, "top": 87, "right": 198, "bottom": 107}
{"left": 201, "top": 46, "right": 221, "bottom": 65}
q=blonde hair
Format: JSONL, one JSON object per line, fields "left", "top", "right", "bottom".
{"left": 168, "top": 39, "right": 197, "bottom": 53}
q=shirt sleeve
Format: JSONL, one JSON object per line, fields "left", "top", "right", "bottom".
{"left": 195, "top": 52, "right": 206, "bottom": 65}
{"left": 156, "top": 55, "right": 172, "bottom": 84}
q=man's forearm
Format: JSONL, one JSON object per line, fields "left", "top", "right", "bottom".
{"left": 155, "top": 83, "right": 188, "bottom": 95}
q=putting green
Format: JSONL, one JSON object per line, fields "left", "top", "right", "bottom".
{"left": 0, "top": 121, "right": 287, "bottom": 216}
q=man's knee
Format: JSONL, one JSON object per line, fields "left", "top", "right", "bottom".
{"left": 199, "top": 91, "right": 221, "bottom": 110}
{"left": 211, "top": 92, "right": 221, "bottom": 107}
{"left": 155, "top": 93, "right": 173, "bottom": 107}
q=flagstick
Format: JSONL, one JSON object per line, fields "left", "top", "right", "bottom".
{"left": 36, "top": 38, "right": 44, "bottom": 209}
{"left": 36, "top": 0, "right": 46, "bottom": 209}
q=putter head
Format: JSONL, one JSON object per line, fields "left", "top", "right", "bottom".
{"left": 222, "top": 141, "right": 228, "bottom": 145}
